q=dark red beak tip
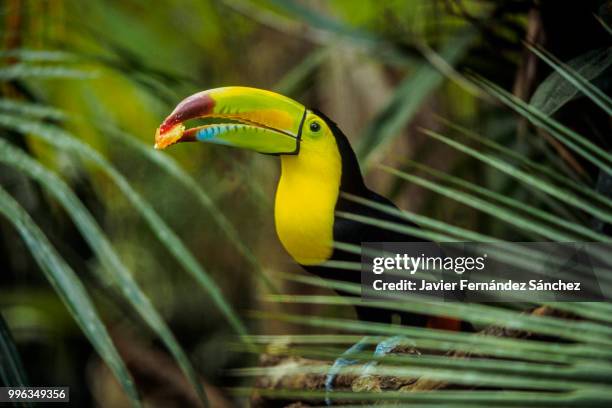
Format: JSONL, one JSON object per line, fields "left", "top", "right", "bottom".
{"left": 159, "top": 92, "right": 216, "bottom": 134}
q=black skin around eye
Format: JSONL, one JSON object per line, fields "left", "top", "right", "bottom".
{"left": 310, "top": 122, "right": 321, "bottom": 132}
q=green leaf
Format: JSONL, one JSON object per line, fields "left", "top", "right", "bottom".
{"left": 236, "top": 342, "right": 612, "bottom": 389}
{"left": 530, "top": 47, "right": 612, "bottom": 116}
{"left": 420, "top": 128, "right": 612, "bottom": 225}
{"left": 356, "top": 30, "right": 475, "bottom": 165}
{"left": 595, "top": 14, "right": 612, "bottom": 36}
{"left": 230, "top": 386, "right": 612, "bottom": 406}
{"left": 243, "top": 332, "right": 608, "bottom": 363}
{"left": 253, "top": 310, "right": 612, "bottom": 363}
{"left": 0, "top": 49, "right": 76, "bottom": 62}
{"left": 0, "top": 99, "right": 67, "bottom": 121}
{"left": 0, "top": 139, "right": 208, "bottom": 406}
{"left": 235, "top": 354, "right": 611, "bottom": 392}
{"left": 0, "top": 113, "right": 249, "bottom": 342}
{"left": 330, "top": 211, "right": 612, "bottom": 294}
{"left": 543, "top": 303, "right": 612, "bottom": 326}
{"left": 0, "top": 187, "right": 141, "bottom": 406}
{"left": 404, "top": 162, "right": 612, "bottom": 242}
{"left": 472, "top": 74, "right": 612, "bottom": 175}
{"left": 341, "top": 192, "right": 496, "bottom": 242}
{"left": 0, "top": 314, "right": 31, "bottom": 408}
{"left": 0, "top": 99, "right": 275, "bottom": 294}
{"left": 436, "top": 116, "right": 612, "bottom": 211}
{"left": 264, "top": 0, "right": 415, "bottom": 65}
{"left": 264, "top": 289, "right": 612, "bottom": 346}
{"left": 274, "top": 47, "right": 330, "bottom": 96}
{"left": 336, "top": 209, "right": 455, "bottom": 242}
{"left": 0, "top": 64, "right": 96, "bottom": 80}
{"left": 0, "top": 313, "right": 30, "bottom": 391}
{"left": 528, "top": 45, "right": 612, "bottom": 116}
{"left": 385, "top": 161, "right": 611, "bottom": 242}
{"left": 100, "top": 124, "right": 277, "bottom": 294}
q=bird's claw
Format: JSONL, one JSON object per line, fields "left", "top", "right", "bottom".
{"left": 325, "top": 336, "right": 415, "bottom": 405}
{"left": 325, "top": 336, "right": 373, "bottom": 405}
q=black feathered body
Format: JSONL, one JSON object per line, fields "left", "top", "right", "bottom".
{"left": 302, "top": 112, "right": 427, "bottom": 326}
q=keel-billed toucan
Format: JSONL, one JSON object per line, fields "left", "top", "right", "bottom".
{"left": 154, "top": 86, "right": 461, "bottom": 328}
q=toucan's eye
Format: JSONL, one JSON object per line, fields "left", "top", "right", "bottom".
{"left": 309, "top": 121, "right": 321, "bottom": 132}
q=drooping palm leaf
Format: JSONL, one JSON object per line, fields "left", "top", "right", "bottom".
{"left": 0, "top": 313, "right": 31, "bottom": 408}
{"left": 435, "top": 117, "right": 612, "bottom": 209}
{"left": 264, "top": 291, "right": 612, "bottom": 345}
{"left": 0, "top": 187, "right": 141, "bottom": 406}
{"left": 400, "top": 159, "right": 608, "bottom": 241}
{"left": 251, "top": 309, "right": 612, "bottom": 363}
{"left": 0, "top": 98, "right": 276, "bottom": 293}
{"left": 0, "top": 65, "right": 95, "bottom": 80}
{"left": 0, "top": 313, "right": 30, "bottom": 389}
{"left": 0, "top": 113, "right": 249, "bottom": 340}
{"left": 420, "top": 128, "right": 612, "bottom": 224}
{"left": 470, "top": 75, "right": 612, "bottom": 174}
{"left": 0, "top": 139, "right": 208, "bottom": 406}
{"left": 356, "top": 30, "right": 476, "bottom": 165}
{"left": 529, "top": 46, "right": 612, "bottom": 116}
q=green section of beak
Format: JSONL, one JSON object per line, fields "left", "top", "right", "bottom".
{"left": 155, "top": 87, "right": 306, "bottom": 154}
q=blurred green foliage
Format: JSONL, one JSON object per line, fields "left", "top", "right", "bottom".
{"left": 1, "top": 0, "right": 611, "bottom": 406}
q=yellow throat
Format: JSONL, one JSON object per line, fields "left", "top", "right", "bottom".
{"left": 274, "top": 134, "right": 342, "bottom": 265}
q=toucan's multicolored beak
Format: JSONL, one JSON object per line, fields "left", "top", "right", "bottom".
{"left": 154, "top": 86, "right": 306, "bottom": 154}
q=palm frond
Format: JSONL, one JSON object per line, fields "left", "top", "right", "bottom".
{"left": 470, "top": 75, "right": 612, "bottom": 174}
{"left": 402, "top": 159, "right": 608, "bottom": 241}
{"left": 420, "top": 128, "right": 612, "bottom": 224}
{"left": 0, "top": 313, "right": 30, "bottom": 394}
{"left": 0, "top": 64, "right": 95, "bottom": 80}
{"left": 0, "top": 113, "right": 249, "bottom": 340}
{"left": 0, "top": 187, "right": 141, "bottom": 406}
{"left": 0, "top": 139, "right": 208, "bottom": 406}
{"left": 529, "top": 46, "right": 612, "bottom": 116}
{"left": 356, "top": 30, "right": 475, "bottom": 165}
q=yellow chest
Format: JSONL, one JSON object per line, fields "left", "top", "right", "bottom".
{"left": 274, "top": 141, "right": 342, "bottom": 265}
